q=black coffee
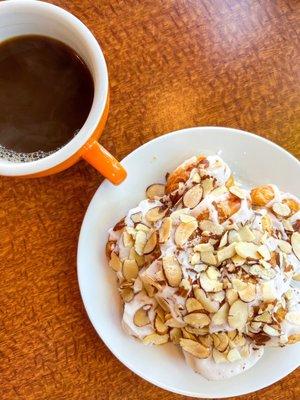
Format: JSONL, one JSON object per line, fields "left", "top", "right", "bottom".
{"left": 0, "top": 35, "right": 94, "bottom": 161}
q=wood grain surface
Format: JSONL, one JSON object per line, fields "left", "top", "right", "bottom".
{"left": 1, "top": 0, "right": 299, "bottom": 399}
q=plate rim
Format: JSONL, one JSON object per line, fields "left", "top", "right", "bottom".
{"left": 77, "top": 126, "right": 300, "bottom": 398}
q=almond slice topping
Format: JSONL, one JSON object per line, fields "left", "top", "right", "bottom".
{"left": 154, "top": 314, "right": 168, "bottom": 334}
{"left": 227, "top": 348, "right": 242, "bottom": 362}
{"left": 194, "top": 286, "right": 219, "bottom": 312}
{"left": 272, "top": 202, "right": 291, "bottom": 217}
{"left": 199, "top": 220, "right": 224, "bottom": 235}
{"left": 159, "top": 217, "right": 172, "bottom": 243}
{"left": 122, "top": 230, "right": 134, "bottom": 247}
{"left": 238, "top": 225, "right": 255, "bottom": 242}
{"left": 133, "top": 307, "right": 150, "bottom": 327}
{"left": 212, "top": 303, "right": 229, "bottom": 325}
{"left": 217, "top": 243, "right": 237, "bottom": 263}
{"left": 143, "top": 333, "right": 169, "bottom": 345}
{"left": 170, "top": 328, "right": 182, "bottom": 344}
{"left": 235, "top": 242, "right": 259, "bottom": 259}
{"left": 143, "top": 231, "right": 157, "bottom": 254}
{"left": 213, "top": 332, "right": 229, "bottom": 352}
{"left": 131, "top": 212, "right": 142, "bottom": 223}
{"left": 179, "top": 339, "right": 210, "bottom": 359}
{"left": 145, "top": 206, "right": 167, "bottom": 222}
{"left": 277, "top": 240, "right": 292, "bottom": 254}
{"left": 146, "top": 184, "right": 165, "bottom": 200}
{"left": 219, "top": 231, "right": 228, "bottom": 248}
{"left": 263, "top": 325, "right": 280, "bottom": 336}
{"left": 200, "top": 272, "right": 222, "bottom": 292}
{"left": 183, "top": 313, "right": 210, "bottom": 328}
{"left": 175, "top": 220, "right": 198, "bottom": 247}
{"left": 109, "top": 252, "right": 122, "bottom": 272}
{"left": 257, "top": 245, "right": 271, "bottom": 260}
{"left": 162, "top": 255, "right": 182, "bottom": 287}
{"left": 228, "top": 299, "right": 248, "bottom": 331}
{"left": 194, "top": 243, "right": 214, "bottom": 252}
{"left": 120, "top": 287, "right": 134, "bottom": 303}
{"left": 213, "top": 348, "right": 227, "bottom": 363}
{"left": 183, "top": 184, "right": 203, "bottom": 208}
{"left": 201, "top": 251, "right": 217, "bottom": 266}
{"left": 123, "top": 259, "right": 139, "bottom": 281}
{"left": 186, "top": 298, "right": 204, "bottom": 313}
{"left": 291, "top": 232, "right": 300, "bottom": 260}
{"left": 238, "top": 283, "right": 256, "bottom": 302}
{"left": 134, "top": 230, "right": 147, "bottom": 255}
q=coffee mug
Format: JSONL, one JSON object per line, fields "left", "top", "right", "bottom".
{"left": 0, "top": 0, "right": 127, "bottom": 185}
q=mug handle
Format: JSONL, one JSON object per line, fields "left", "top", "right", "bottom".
{"left": 82, "top": 141, "right": 127, "bottom": 185}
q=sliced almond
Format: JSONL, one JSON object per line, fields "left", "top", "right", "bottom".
{"left": 238, "top": 225, "right": 255, "bottom": 242}
{"left": 134, "top": 230, "right": 147, "bottom": 255}
{"left": 194, "top": 286, "right": 219, "bottom": 312}
{"left": 155, "top": 296, "right": 171, "bottom": 312}
{"left": 134, "top": 307, "right": 150, "bottom": 327}
{"left": 288, "top": 334, "right": 300, "bottom": 344}
{"left": 169, "top": 327, "right": 182, "bottom": 344}
{"left": 235, "top": 242, "right": 259, "bottom": 259}
{"left": 198, "top": 335, "right": 213, "bottom": 348}
{"left": 213, "top": 348, "right": 227, "bottom": 363}
{"left": 278, "top": 240, "right": 292, "bottom": 254}
{"left": 180, "top": 278, "right": 192, "bottom": 292}
{"left": 201, "top": 251, "right": 217, "bottom": 266}
{"left": 229, "top": 186, "right": 246, "bottom": 199}
{"left": 228, "top": 300, "right": 248, "bottom": 331}
{"left": 263, "top": 325, "right": 280, "bottom": 336}
{"left": 162, "top": 255, "right": 182, "bottom": 287}
{"left": 238, "top": 283, "right": 256, "bottom": 303}
{"left": 175, "top": 220, "right": 198, "bottom": 247}
{"left": 291, "top": 232, "right": 300, "bottom": 260}
{"left": 145, "top": 206, "right": 167, "bottom": 222}
{"left": 272, "top": 202, "right": 291, "bottom": 217}
{"left": 190, "top": 252, "right": 201, "bottom": 265}
{"left": 143, "top": 231, "right": 157, "bottom": 254}
{"left": 227, "top": 348, "right": 242, "bottom": 362}
{"left": 159, "top": 217, "right": 172, "bottom": 243}
{"left": 155, "top": 314, "right": 168, "bottom": 334}
{"left": 240, "top": 345, "right": 250, "bottom": 358}
{"left": 183, "top": 184, "right": 203, "bottom": 208}
{"left": 219, "top": 231, "right": 228, "bottom": 248}
{"left": 109, "top": 252, "right": 122, "bottom": 272}
{"left": 179, "top": 339, "right": 210, "bottom": 359}
{"left": 180, "top": 214, "right": 197, "bottom": 224}
{"left": 213, "top": 332, "right": 229, "bottom": 352}
{"left": 217, "top": 243, "right": 236, "bottom": 263}
{"left": 199, "top": 220, "right": 224, "bottom": 235}
{"left": 230, "top": 333, "right": 246, "bottom": 347}
{"left": 181, "top": 328, "right": 197, "bottom": 340}
{"left": 146, "top": 184, "right": 165, "bottom": 200}
{"left": 186, "top": 297, "right": 204, "bottom": 313}
{"left": 185, "top": 326, "right": 209, "bottom": 335}
{"left": 143, "top": 333, "right": 169, "bottom": 345}
{"left": 122, "top": 230, "right": 134, "bottom": 247}
{"left": 228, "top": 230, "right": 242, "bottom": 244}
{"left": 285, "top": 311, "right": 300, "bottom": 325}
{"left": 257, "top": 245, "right": 271, "bottom": 260}
{"left": 120, "top": 287, "right": 134, "bottom": 302}
{"left": 192, "top": 171, "right": 201, "bottom": 183}
{"left": 165, "top": 318, "right": 185, "bottom": 328}
{"left": 207, "top": 266, "right": 221, "bottom": 280}
{"left": 212, "top": 303, "right": 229, "bottom": 325}
{"left": 194, "top": 243, "right": 214, "bottom": 252}
{"left": 293, "top": 273, "right": 300, "bottom": 281}
{"left": 183, "top": 312, "right": 210, "bottom": 328}
{"left": 254, "top": 312, "right": 272, "bottom": 324}
{"left": 200, "top": 272, "right": 222, "bottom": 292}
{"left": 129, "top": 248, "right": 145, "bottom": 267}
{"left": 123, "top": 259, "right": 139, "bottom": 281}
{"left": 226, "top": 289, "right": 239, "bottom": 305}
{"left": 131, "top": 212, "right": 142, "bottom": 223}
{"left": 232, "top": 254, "right": 246, "bottom": 266}
{"left": 135, "top": 223, "right": 150, "bottom": 233}
{"left": 201, "top": 177, "right": 214, "bottom": 197}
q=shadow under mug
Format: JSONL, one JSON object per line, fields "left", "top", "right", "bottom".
{"left": 0, "top": 0, "right": 127, "bottom": 185}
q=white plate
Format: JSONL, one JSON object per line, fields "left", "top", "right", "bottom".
{"left": 77, "top": 127, "right": 300, "bottom": 398}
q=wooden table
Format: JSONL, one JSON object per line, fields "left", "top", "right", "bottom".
{"left": 1, "top": 1, "right": 299, "bottom": 399}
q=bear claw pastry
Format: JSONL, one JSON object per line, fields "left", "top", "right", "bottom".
{"left": 106, "top": 154, "right": 300, "bottom": 380}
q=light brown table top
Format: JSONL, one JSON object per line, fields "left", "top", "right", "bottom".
{"left": 1, "top": 1, "right": 299, "bottom": 399}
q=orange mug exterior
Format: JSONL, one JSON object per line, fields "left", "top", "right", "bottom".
{"left": 27, "top": 94, "right": 127, "bottom": 184}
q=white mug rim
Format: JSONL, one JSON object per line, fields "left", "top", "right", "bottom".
{"left": 0, "top": 0, "right": 109, "bottom": 176}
